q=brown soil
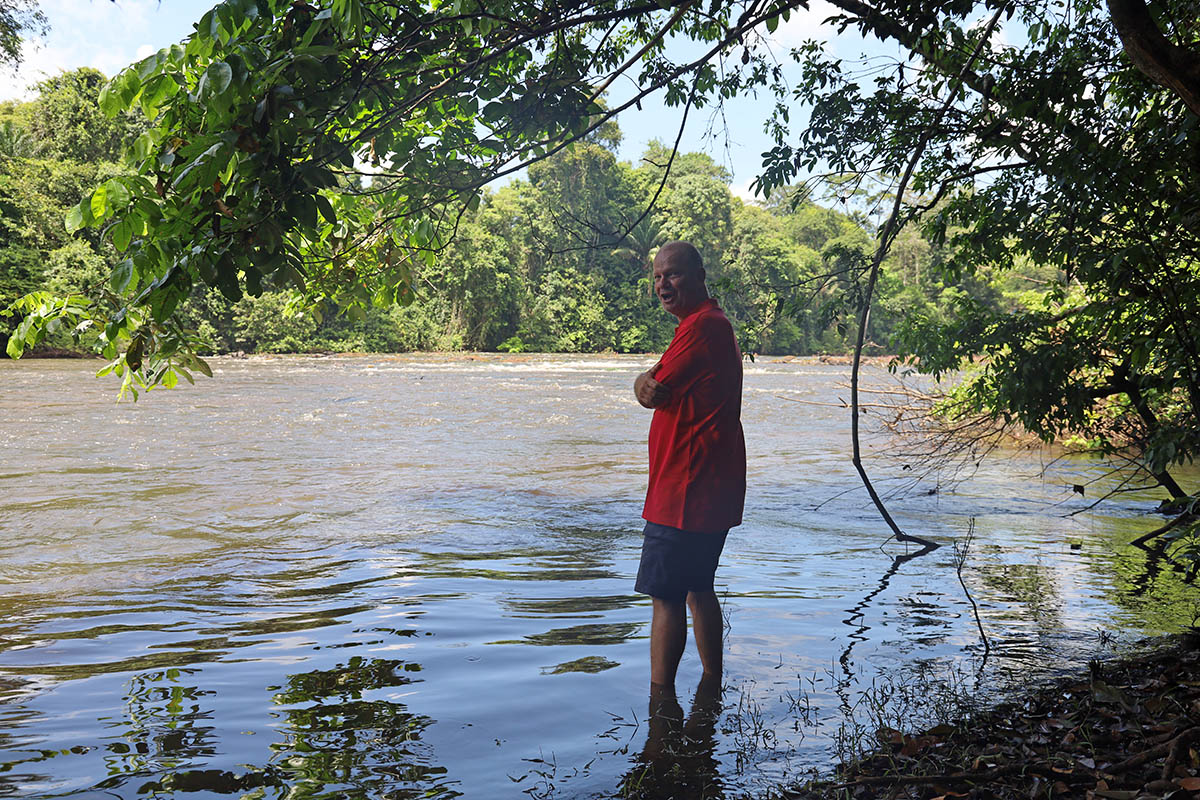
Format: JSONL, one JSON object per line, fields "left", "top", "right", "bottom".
{"left": 782, "top": 634, "right": 1200, "bottom": 800}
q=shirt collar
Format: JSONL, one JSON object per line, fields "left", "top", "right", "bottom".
{"left": 677, "top": 298, "right": 719, "bottom": 328}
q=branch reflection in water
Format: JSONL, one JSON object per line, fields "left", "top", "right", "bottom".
{"left": 838, "top": 542, "right": 939, "bottom": 686}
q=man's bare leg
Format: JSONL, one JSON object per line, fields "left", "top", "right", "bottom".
{"left": 686, "top": 590, "right": 723, "bottom": 678}
{"left": 650, "top": 596, "right": 687, "bottom": 692}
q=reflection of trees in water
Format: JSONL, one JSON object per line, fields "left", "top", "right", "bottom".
{"left": 974, "top": 560, "right": 1063, "bottom": 631}
{"left": 977, "top": 539, "right": 1198, "bottom": 639}
{"left": 266, "top": 656, "right": 454, "bottom": 799}
{"left": 491, "top": 622, "right": 642, "bottom": 647}
{"left": 105, "top": 667, "right": 219, "bottom": 776}
{"left": 0, "top": 707, "right": 57, "bottom": 796}
{"left": 77, "top": 656, "right": 459, "bottom": 799}
{"left": 1106, "top": 543, "right": 1200, "bottom": 632}
{"left": 502, "top": 594, "right": 637, "bottom": 617}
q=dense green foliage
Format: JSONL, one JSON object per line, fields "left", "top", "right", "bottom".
{"left": 1, "top": 67, "right": 986, "bottom": 363}
{"left": 762, "top": 0, "right": 1200, "bottom": 503}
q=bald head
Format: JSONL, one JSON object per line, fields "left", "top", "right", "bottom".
{"left": 655, "top": 241, "right": 704, "bottom": 276}
{"left": 652, "top": 240, "right": 708, "bottom": 319}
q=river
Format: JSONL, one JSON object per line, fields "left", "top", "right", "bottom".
{"left": 0, "top": 354, "right": 1195, "bottom": 799}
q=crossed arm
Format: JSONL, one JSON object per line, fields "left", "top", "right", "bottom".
{"left": 636, "top": 325, "right": 713, "bottom": 409}
{"left": 635, "top": 363, "right": 671, "bottom": 409}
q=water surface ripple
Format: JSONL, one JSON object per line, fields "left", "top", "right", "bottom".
{"left": 0, "top": 354, "right": 1195, "bottom": 798}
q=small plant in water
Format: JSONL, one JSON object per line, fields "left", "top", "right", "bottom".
{"left": 828, "top": 661, "right": 980, "bottom": 774}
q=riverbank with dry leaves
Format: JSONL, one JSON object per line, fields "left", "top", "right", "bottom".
{"left": 780, "top": 634, "right": 1200, "bottom": 800}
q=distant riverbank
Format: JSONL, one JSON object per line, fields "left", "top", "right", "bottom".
{"left": 17, "top": 345, "right": 900, "bottom": 366}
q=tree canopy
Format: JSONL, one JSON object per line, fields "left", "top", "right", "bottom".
{"left": 0, "top": 65, "right": 914, "bottom": 370}
{"left": 766, "top": 0, "right": 1200, "bottom": 502}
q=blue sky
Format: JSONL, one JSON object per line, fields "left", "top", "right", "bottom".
{"left": 1, "top": 0, "right": 876, "bottom": 198}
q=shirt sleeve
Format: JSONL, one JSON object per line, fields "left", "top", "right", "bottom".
{"left": 657, "top": 317, "right": 716, "bottom": 402}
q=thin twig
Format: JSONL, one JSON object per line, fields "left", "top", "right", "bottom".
{"left": 955, "top": 519, "right": 990, "bottom": 659}
{"left": 1109, "top": 726, "right": 1199, "bottom": 774}
{"left": 826, "top": 763, "right": 1024, "bottom": 788}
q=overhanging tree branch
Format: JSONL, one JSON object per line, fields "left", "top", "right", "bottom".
{"left": 1106, "top": 0, "right": 1200, "bottom": 115}
{"left": 848, "top": 4, "right": 1006, "bottom": 551}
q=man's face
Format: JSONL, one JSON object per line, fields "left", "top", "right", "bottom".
{"left": 652, "top": 255, "right": 706, "bottom": 319}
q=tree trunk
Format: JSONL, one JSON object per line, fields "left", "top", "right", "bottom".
{"left": 1113, "top": 368, "right": 1189, "bottom": 499}
{"left": 1106, "top": 0, "right": 1200, "bottom": 116}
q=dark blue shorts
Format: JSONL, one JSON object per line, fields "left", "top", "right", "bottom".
{"left": 634, "top": 521, "right": 728, "bottom": 602}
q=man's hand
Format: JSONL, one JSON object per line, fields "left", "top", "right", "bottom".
{"left": 635, "top": 362, "right": 671, "bottom": 409}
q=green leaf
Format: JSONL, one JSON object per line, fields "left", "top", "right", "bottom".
{"left": 199, "top": 61, "right": 234, "bottom": 99}
{"left": 298, "top": 162, "right": 337, "bottom": 189}
{"left": 151, "top": 288, "right": 183, "bottom": 322}
{"left": 133, "top": 131, "right": 156, "bottom": 162}
{"left": 90, "top": 185, "right": 109, "bottom": 222}
{"left": 117, "top": 68, "right": 142, "bottom": 108}
{"left": 135, "top": 51, "right": 161, "bottom": 80}
{"left": 290, "top": 194, "right": 318, "bottom": 229}
{"left": 193, "top": 356, "right": 213, "bottom": 378}
{"left": 111, "top": 218, "right": 136, "bottom": 253}
{"left": 6, "top": 328, "right": 25, "bottom": 358}
{"left": 140, "top": 74, "right": 180, "bottom": 118}
{"left": 98, "top": 77, "right": 124, "bottom": 116}
{"left": 110, "top": 259, "right": 135, "bottom": 293}
{"left": 315, "top": 194, "right": 337, "bottom": 223}
{"left": 245, "top": 265, "right": 263, "bottom": 296}
{"left": 172, "top": 141, "right": 230, "bottom": 191}
{"left": 65, "top": 202, "right": 87, "bottom": 233}
{"left": 103, "top": 180, "right": 131, "bottom": 212}
{"left": 135, "top": 197, "right": 163, "bottom": 224}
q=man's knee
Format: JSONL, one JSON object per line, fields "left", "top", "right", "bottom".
{"left": 686, "top": 589, "right": 718, "bottom": 612}
{"left": 653, "top": 595, "right": 687, "bottom": 616}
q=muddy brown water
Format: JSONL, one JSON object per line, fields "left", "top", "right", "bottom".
{"left": 0, "top": 354, "right": 1195, "bottom": 798}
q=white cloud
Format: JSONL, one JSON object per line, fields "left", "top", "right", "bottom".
{"left": 731, "top": 178, "right": 764, "bottom": 203}
{"left": 765, "top": 0, "right": 839, "bottom": 49}
{"left": 1, "top": 0, "right": 210, "bottom": 101}
{"left": 2, "top": 43, "right": 79, "bottom": 99}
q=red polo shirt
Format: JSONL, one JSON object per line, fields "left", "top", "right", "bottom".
{"left": 643, "top": 299, "right": 746, "bottom": 533}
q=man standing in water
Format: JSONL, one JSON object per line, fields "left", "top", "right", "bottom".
{"left": 633, "top": 240, "right": 746, "bottom": 696}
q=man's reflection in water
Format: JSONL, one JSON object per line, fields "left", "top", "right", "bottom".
{"left": 620, "top": 674, "right": 724, "bottom": 799}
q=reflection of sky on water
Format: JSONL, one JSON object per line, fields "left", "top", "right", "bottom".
{"left": 0, "top": 354, "right": 1197, "bottom": 798}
